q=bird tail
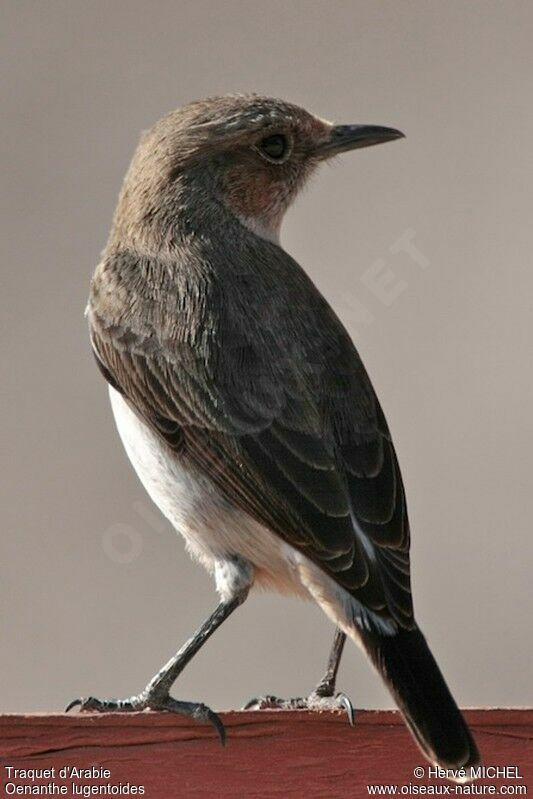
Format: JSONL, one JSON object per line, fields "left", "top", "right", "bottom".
{"left": 357, "top": 625, "right": 480, "bottom": 779}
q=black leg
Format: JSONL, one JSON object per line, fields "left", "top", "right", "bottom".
{"left": 66, "top": 587, "right": 249, "bottom": 743}
{"left": 145, "top": 593, "right": 244, "bottom": 698}
{"left": 244, "top": 626, "right": 354, "bottom": 724}
{"left": 314, "top": 628, "right": 347, "bottom": 697}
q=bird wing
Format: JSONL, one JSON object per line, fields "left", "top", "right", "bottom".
{"left": 89, "top": 249, "right": 413, "bottom": 629}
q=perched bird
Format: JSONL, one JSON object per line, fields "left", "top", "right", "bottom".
{"left": 72, "top": 94, "right": 479, "bottom": 774}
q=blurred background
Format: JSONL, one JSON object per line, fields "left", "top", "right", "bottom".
{"left": 2, "top": 0, "right": 532, "bottom": 713}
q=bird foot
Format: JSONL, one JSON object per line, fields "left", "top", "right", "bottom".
{"left": 65, "top": 690, "right": 225, "bottom": 744}
{"left": 243, "top": 689, "right": 355, "bottom": 725}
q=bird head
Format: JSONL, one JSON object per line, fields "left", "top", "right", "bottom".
{"left": 111, "top": 94, "right": 404, "bottom": 249}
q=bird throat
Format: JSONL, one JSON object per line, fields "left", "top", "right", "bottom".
{"left": 236, "top": 212, "right": 281, "bottom": 245}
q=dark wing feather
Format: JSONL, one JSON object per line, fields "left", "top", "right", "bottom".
{"left": 92, "top": 326, "right": 413, "bottom": 628}
{"left": 89, "top": 246, "right": 413, "bottom": 628}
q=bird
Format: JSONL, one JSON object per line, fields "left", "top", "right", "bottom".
{"left": 71, "top": 93, "right": 479, "bottom": 775}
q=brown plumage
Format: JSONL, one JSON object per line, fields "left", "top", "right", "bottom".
{"left": 82, "top": 94, "right": 479, "bottom": 777}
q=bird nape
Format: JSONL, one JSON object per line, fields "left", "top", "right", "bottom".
{"left": 72, "top": 93, "right": 479, "bottom": 781}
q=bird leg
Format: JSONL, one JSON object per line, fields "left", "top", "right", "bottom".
{"left": 314, "top": 626, "right": 348, "bottom": 699}
{"left": 66, "top": 588, "right": 249, "bottom": 744}
{"left": 244, "top": 627, "right": 354, "bottom": 724}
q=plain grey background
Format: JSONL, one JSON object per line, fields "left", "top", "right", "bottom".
{"left": 2, "top": 0, "right": 532, "bottom": 714}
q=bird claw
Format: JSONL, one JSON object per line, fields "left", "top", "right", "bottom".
{"left": 243, "top": 694, "right": 277, "bottom": 711}
{"left": 166, "top": 697, "right": 226, "bottom": 746}
{"left": 243, "top": 690, "right": 356, "bottom": 725}
{"left": 192, "top": 703, "right": 226, "bottom": 745}
{"left": 337, "top": 692, "right": 355, "bottom": 726}
{"left": 65, "top": 692, "right": 226, "bottom": 744}
{"left": 65, "top": 695, "right": 137, "bottom": 713}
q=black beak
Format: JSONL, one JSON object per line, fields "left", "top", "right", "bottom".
{"left": 320, "top": 124, "right": 405, "bottom": 157}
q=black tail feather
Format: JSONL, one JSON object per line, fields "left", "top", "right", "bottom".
{"left": 360, "top": 625, "right": 479, "bottom": 773}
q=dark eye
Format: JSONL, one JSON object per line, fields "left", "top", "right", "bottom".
{"left": 257, "top": 134, "right": 289, "bottom": 161}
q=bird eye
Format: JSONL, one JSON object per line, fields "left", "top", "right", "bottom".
{"left": 257, "top": 134, "right": 289, "bottom": 162}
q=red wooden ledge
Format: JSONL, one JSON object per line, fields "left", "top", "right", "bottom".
{"left": 1, "top": 709, "right": 532, "bottom": 797}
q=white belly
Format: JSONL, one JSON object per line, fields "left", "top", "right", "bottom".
{"left": 108, "top": 387, "right": 308, "bottom": 598}
{"left": 108, "top": 387, "right": 395, "bottom": 636}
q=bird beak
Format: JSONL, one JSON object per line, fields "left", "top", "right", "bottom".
{"left": 319, "top": 124, "right": 405, "bottom": 158}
